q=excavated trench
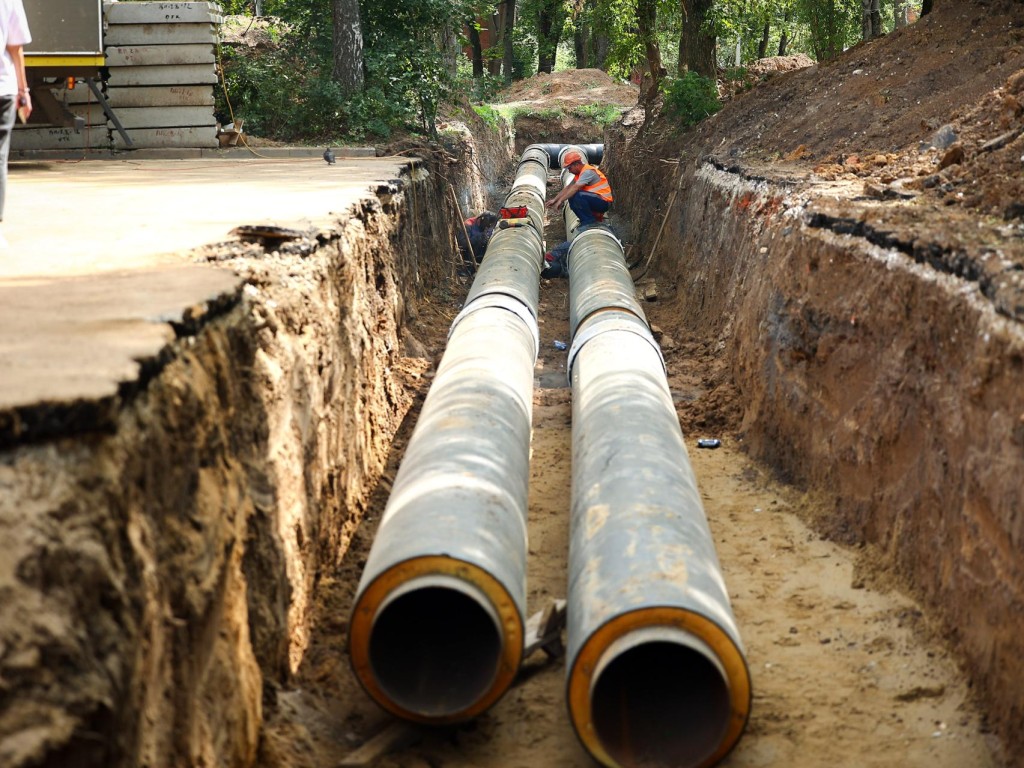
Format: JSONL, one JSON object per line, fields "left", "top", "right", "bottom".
{"left": 1, "top": 107, "right": 1021, "bottom": 768}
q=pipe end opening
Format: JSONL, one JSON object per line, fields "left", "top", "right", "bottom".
{"left": 369, "top": 584, "right": 504, "bottom": 719}
{"left": 591, "top": 640, "right": 732, "bottom": 768}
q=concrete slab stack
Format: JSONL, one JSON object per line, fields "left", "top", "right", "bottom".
{"left": 104, "top": 2, "right": 223, "bottom": 149}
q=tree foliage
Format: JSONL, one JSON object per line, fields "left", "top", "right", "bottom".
{"left": 218, "top": 0, "right": 928, "bottom": 142}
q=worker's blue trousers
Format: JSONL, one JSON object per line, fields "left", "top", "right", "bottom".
{"left": 569, "top": 190, "right": 611, "bottom": 226}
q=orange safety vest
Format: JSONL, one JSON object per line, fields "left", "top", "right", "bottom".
{"left": 576, "top": 164, "right": 613, "bottom": 202}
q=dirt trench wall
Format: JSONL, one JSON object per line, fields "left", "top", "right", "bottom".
{"left": 0, "top": 160, "right": 465, "bottom": 768}
{"left": 614, "top": 156, "right": 1024, "bottom": 754}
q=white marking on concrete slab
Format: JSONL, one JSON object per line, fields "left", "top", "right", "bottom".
{"left": 106, "top": 85, "right": 216, "bottom": 108}
{"left": 103, "top": 23, "right": 220, "bottom": 46}
{"left": 105, "top": 44, "right": 216, "bottom": 66}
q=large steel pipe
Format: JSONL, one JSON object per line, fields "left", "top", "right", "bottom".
{"left": 525, "top": 142, "right": 604, "bottom": 169}
{"left": 349, "top": 152, "right": 546, "bottom": 723}
{"left": 565, "top": 227, "right": 751, "bottom": 767}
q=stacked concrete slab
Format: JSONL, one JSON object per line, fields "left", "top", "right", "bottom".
{"left": 104, "top": 2, "right": 223, "bottom": 149}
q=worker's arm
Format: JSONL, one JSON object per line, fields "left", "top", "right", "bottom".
{"left": 545, "top": 180, "right": 584, "bottom": 209}
{"left": 7, "top": 44, "right": 30, "bottom": 120}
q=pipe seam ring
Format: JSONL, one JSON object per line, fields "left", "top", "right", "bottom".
{"left": 567, "top": 226, "right": 624, "bottom": 259}
{"left": 567, "top": 314, "right": 665, "bottom": 384}
{"left": 451, "top": 293, "right": 541, "bottom": 362}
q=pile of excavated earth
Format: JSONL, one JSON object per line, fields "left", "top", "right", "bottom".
{"left": 1, "top": 2, "right": 1022, "bottom": 768}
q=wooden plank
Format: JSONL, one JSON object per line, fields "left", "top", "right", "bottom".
{"left": 338, "top": 721, "right": 423, "bottom": 767}
{"left": 523, "top": 599, "right": 567, "bottom": 658}
{"left": 107, "top": 85, "right": 215, "bottom": 108}
{"left": 104, "top": 3, "right": 222, "bottom": 25}
{"left": 107, "top": 64, "right": 218, "bottom": 87}
{"left": 105, "top": 44, "right": 215, "bottom": 67}
{"left": 106, "top": 106, "right": 216, "bottom": 130}
{"left": 112, "top": 126, "right": 218, "bottom": 149}
{"left": 103, "top": 23, "right": 220, "bottom": 47}
{"left": 11, "top": 126, "right": 111, "bottom": 151}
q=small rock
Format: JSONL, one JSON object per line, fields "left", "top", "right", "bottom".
{"left": 643, "top": 285, "right": 658, "bottom": 302}
{"left": 1005, "top": 202, "right": 1024, "bottom": 221}
{"left": 981, "top": 130, "right": 1019, "bottom": 153}
{"left": 863, "top": 181, "right": 888, "bottom": 199}
{"left": 938, "top": 144, "right": 965, "bottom": 170}
{"left": 929, "top": 124, "right": 958, "bottom": 150}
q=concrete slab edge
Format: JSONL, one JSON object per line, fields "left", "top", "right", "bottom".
{"left": 10, "top": 146, "right": 378, "bottom": 161}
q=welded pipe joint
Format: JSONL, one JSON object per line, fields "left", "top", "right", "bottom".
{"left": 452, "top": 292, "right": 541, "bottom": 362}
{"left": 567, "top": 312, "right": 664, "bottom": 383}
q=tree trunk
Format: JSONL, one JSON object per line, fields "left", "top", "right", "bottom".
{"left": 331, "top": 0, "right": 364, "bottom": 96}
{"left": 467, "top": 21, "right": 484, "bottom": 78}
{"left": 637, "top": 0, "right": 663, "bottom": 98}
{"left": 537, "top": 0, "right": 563, "bottom": 74}
{"left": 488, "top": 11, "right": 502, "bottom": 76}
{"left": 574, "top": 24, "right": 586, "bottom": 68}
{"left": 502, "top": 0, "right": 516, "bottom": 81}
{"left": 677, "top": 0, "right": 687, "bottom": 75}
{"left": 870, "top": 0, "right": 882, "bottom": 37}
{"left": 892, "top": 0, "right": 909, "bottom": 28}
{"left": 758, "top": 21, "right": 770, "bottom": 59}
{"left": 778, "top": 7, "right": 791, "bottom": 55}
{"left": 439, "top": 26, "right": 458, "bottom": 78}
{"left": 594, "top": 32, "right": 608, "bottom": 69}
{"left": 682, "top": 0, "right": 716, "bottom": 79}
{"left": 922, "top": 0, "right": 933, "bottom": 15}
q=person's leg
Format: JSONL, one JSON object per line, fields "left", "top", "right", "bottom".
{"left": 569, "top": 190, "right": 609, "bottom": 226}
{"left": 0, "top": 97, "right": 15, "bottom": 223}
{"left": 568, "top": 190, "right": 597, "bottom": 226}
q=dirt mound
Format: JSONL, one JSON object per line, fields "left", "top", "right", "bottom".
{"left": 495, "top": 68, "right": 639, "bottom": 110}
{"left": 746, "top": 53, "right": 815, "bottom": 76}
{"left": 694, "top": 1, "right": 1024, "bottom": 219}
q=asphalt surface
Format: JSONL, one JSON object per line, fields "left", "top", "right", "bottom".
{"left": 0, "top": 151, "right": 410, "bottom": 447}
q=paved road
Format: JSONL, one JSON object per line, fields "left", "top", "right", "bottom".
{"left": 0, "top": 153, "right": 410, "bottom": 447}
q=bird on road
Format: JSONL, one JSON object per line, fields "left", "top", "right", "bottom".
{"left": 323, "top": 147, "right": 336, "bottom": 165}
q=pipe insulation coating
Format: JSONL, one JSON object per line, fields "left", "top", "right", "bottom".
{"left": 567, "top": 227, "right": 643, "bottom": 339}
{"left": 349, "top": 150, "right": 546, "bottom": 724}
{"left": 565, "top": 233, "right": 751, "bottom": 766}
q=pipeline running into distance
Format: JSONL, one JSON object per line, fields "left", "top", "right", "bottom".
{"left": 348, "top": 146, "right": 550, "bottom": 723}
{"left": 559, "top": 172, "right": 752, "bottom": 767}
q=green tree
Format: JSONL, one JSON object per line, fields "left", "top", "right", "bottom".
{"left": 795, "top": 0, "right": 857, "bottom": 60}
{"left": 520, "top": 0, "right": 568, "bottom": 73}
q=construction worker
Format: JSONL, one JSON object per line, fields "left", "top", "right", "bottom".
{"left": 456, "top": 210, "right": 498, "bottom": 266}
{"left": 544, "top": 150, "right": 612, "bottom": 227}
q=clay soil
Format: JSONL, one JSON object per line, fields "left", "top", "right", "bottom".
{"left": 258, "top": 3, "right": 1023, "bottom": 767}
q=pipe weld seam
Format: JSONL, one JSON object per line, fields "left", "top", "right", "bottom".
{"left": 450, "top": 292, "right": 541, "bottom": 362}
{"left": 567, "top": 314, "right": 665, "bottom": 383}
